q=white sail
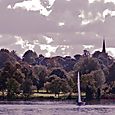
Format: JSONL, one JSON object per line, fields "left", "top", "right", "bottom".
{"left": 77, "top": 72, "right": 82, "bottom": 103}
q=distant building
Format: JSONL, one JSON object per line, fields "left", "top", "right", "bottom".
{"left": 102, "top": 39, "right": 106, "bottom": 53}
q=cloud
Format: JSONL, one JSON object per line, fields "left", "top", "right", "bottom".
{"left": 0, "top": 0, "right": 114, "bottom": 57}
{"left": 103, "top": 9, "right": 115, "bottom": 18}
{"left": 58, "top": 22, "right": 65, "bottom": 27}
{"left": 15, "top": 36, "right": 35, "bottom": 50}
{"left": 88, "top": 0, "right": 101, "bottom": 4}
{"left": 14, "top": 35, "right": 57, "bottom": 57}
{"left": 0, "top": 35, "right": 2, "bottom": 38}
{"left": 83, "top": 45, "right": 94, "bottom": 49}
{"left": 43, "top": 35, "right": 53, "bottom": 44}
{"left": 8, "top": 0, "right": 55, "bottom": 16}
{"left": 107, "top": 47, "right": 115, "bottom": 57}
{"left": 104, "top": 0, "right": 115, "bottom": 4}
{"left": 39, "top": 44, "right": 58, "bottom": 57}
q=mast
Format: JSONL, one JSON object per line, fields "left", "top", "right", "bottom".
{"left": 77, "top": 72, "right": 82, "bottom": 103}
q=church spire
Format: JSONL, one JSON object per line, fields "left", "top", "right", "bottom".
{"left": 102, "top": 39, "right": 106, "bottom": 53}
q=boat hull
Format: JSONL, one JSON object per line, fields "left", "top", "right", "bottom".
{"left": 77, "top": 102, "right": 86, "bottom": 106}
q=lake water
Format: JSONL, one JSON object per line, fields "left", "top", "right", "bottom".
{"left": 0, "top": 100, "right": 115, "bottom": 115}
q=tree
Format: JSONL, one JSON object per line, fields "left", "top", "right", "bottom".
{"left": 60, "top": 79, "right": 72, "bottom": 94}
{"left": 10, "top": 50, "right": 21, "bottom": 61}
{"left": 74, "top": 57, "right": 101, "bottom": 74}
{"left": 92, "top": 51, "right": 101, "bottom": 58}
{"left": 44, "top": 82, "right": 51, "bottom": 93}
{"left": 22, "top": 50, "right": 38, "bottom": 65}
{"left": 7, "top": 78, "right": 20, "bottom": 99}
{"left": 47, "top": 74, "right": 58, "bottom": 82}
{"left": 0, "top": 62, "right": 16, "bottom": 98}
{"left": 50, "top": 68, "right": 66, "bottom": 79}
{"left": 0, "top": 61, "right": 25, "bottom": 99}
{"left": 81, "top": 70, "right": 105, "bottom": 99}
{"left": 91, "top": 70, "right": 105, "bottom": 88}
{"left": 74, "top": 54, "right": 81, "bottom": 61}
{"left": 66, "top": 71, "right": 76, "bottom": 93}
{"left": 92, "top": 51, "right": 114, "bottom": 67}
{"left": 33, "top": 65, "right": 47, "bottom": 91}
{"left": 0, "top": 69, "right": 7, "bottom": 98}
{"left": 12, "top": 69, "right": 25, "bottom": 84}
{"left": 46, "top": 76, "right": 71, "bottom": 97}
{"left": 83, "top": 50, "right": 90, "bottom": 57}
{"left": 0, "top": 49, "right": 16, "bottom": 68}
{"left": 21, "top": 78, "right": 33, "bottom": 98}
{"left": 108, "top": 62, "right": 115, "bottom": 82}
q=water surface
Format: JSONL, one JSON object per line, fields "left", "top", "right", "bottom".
{"left": 0, "top": 100, "right": 115, "bottom": 115}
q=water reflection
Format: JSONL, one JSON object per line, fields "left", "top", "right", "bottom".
{"left": 0, "top": 100, "right": 114, "bottom": 115}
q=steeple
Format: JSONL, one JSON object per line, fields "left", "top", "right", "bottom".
{"left": 102, "top": 39, "right": 106, "bottom": 53}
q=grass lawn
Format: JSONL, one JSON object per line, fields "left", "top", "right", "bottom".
{"left": 31, "top": 90, "right": 86, "bottom": 99}
{"left": 0, "top": 90, "right": 86, "bottom": 100}
{"left": 31, "top": 90, "right": 69, "bottom": 98}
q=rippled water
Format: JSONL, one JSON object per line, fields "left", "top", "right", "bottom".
{"left": 0, "top": 101, "right": 115, "bottom": 115}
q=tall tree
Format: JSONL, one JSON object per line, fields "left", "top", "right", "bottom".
{"left": 21, "top": 78, "right": 33, "bottom": 98}
{"left": 7, "top": 78, "right": 20, "bottom": 99}
{"left": 22, "top": 50, "right": 38, "bottom": 65}
{"left": 74, "top": 57, "right": 101, "bottom": 74}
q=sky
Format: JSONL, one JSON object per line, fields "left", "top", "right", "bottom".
{"left": 0, "top": 0, "right": 115, "bottom": 57}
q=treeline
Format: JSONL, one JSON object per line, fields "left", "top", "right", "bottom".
{"left": 0, "top": 49, "right": 115, "bottom": 100}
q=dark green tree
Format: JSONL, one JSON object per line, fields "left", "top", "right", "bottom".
{"left": 22, "top": 50, "right": 38, "bottom": 65}
{"left": 22, "top": 78, "right": 33, "bottom": 98}
{"left": 81, "top": 70, "right": 105, "bottom": 99}
{"left": 74, "top": 57, "right": 101, "bottom": 74}
{"left": 33, "top": 65, "right": 47, "bottom": 91}
{"left": 46, "top": 76, "right": 71, "bottom": 97}
{"left": 7, "top": 78, "right": 20, "bottom": 99}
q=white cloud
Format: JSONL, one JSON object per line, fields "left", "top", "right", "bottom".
{"left": 0, "top": 35, "right": 2, "bottom": 38}
{"left": 78, "top": 10, "right": 85, "bottom": 19}
{"left": 81, "top": 20, "right": 91, "bottom": 25}
{"left": 33, "top": 40, "right": 39, "bottom": 45}
{"left": 43, "top": 35, "right": 53, "bottom": 44}
{"left": 39, "top": 44, "right": 58, "bottom": 57}
{"left": 92, "top": 47, "right": 115, "bottom": 58}
{"left": 7, "top": 5, "right": 12, "bottom": 9}
{"left": 59, "top": 45, "right": 70, "bottom": 56}
{"left": 78, "top": 10, "right": 91, "bottom": 25}
{"left": 15, "top": 36, "right": 35, "bottom": 50}
{"left": 13, "top": 0, "right": 39, "bottom": 11}
{"left": 104, "top": 0, "right": 115, "bottom": 4}
{"left": 10, "top": 0, "right": 55, "bottom": 16}
{"left": 48, "top": 0, "right": 56, "bottom": 6}
{"left": 1, "top": 0, "right": 115, "bottom": 57}
{"left": 88, "top": 0, "right": 101, "bottom": 4}
{"left": 106, "top": 47, "right": 115, "bottom": 57}
{"left": 58, "top": 22, "right": 65, "bottom": 26}
{"left": 83, "top": 45, "right": 94, "bottom": 49}
{"left": 61, "top": 47, "right": 66, "bottom": 51}
{"left": 75, "top": 32, "right": 86, "bottom": 35}
{"left": 103, "top": 9, "right": 115, "bottom": 18}
{"left": 66, "top": 0, "right": 71, "bottom": 2}
{"left": 15, "top": 36, "right": 25, "bottom": 48}
{"left": 79, "top": 10, "right": 103, "bottom": 25}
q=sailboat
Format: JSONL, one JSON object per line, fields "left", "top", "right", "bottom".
{"left": 77, "top": 72, "right": 85, "bottom": 106}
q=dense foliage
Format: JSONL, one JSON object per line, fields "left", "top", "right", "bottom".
{"left": 0, "top": 48, "right": 114, "bottom": 100}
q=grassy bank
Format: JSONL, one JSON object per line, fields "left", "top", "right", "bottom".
{"left": 0, "top": 90, "right": 86, "bottom": 101}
